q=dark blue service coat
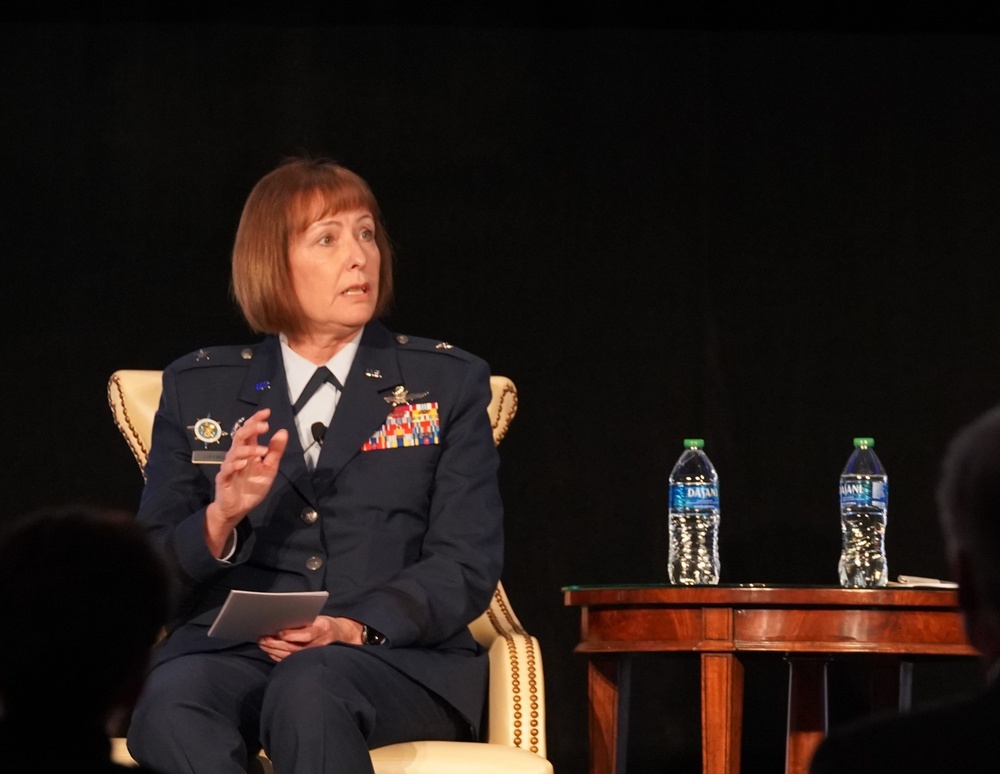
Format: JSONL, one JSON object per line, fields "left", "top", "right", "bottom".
{"left": 136, "top": 321, "right": 504, "bottom": 734}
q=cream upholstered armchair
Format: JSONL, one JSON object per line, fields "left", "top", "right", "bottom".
{"left": 107, "top": 369, "right": 551, "bottom": 773}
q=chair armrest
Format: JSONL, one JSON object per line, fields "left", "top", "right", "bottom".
{"left": 485, "top": 630, "right": 546, "bottom": 758}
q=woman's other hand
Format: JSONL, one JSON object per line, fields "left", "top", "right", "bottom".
{"left": 257, "top": 615, "right": 364, "bottom": 661}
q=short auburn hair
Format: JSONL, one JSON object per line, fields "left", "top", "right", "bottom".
{"left": 231, "top": 157, "right": 394, "bottom": 335}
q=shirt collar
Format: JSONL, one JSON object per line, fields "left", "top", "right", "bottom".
{"left": 279, "top": 329, "right": 362, "bottom": 400}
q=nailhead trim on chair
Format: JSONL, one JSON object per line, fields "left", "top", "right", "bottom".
{"left": 487, "top": 378, "right": 539, "bottom": 752}
{"left": 486, "top": 588, "right": 542, "bottom": 754}
{"left": 108, "top": 373, "right": 150, "bottom": 478}
{"left": 489, "top": 382, "right": 518, "bottom": 445}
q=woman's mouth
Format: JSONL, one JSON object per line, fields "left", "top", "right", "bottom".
{"left": 342, "top": 284, "right": 369, "bottom": 296}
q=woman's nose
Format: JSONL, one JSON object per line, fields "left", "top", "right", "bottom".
{"left": 346, "top": 236, "right": 368, "bottom": 268}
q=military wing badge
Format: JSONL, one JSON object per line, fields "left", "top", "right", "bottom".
{"left": 383, "top": 385, "right": 430, "bottom": 407}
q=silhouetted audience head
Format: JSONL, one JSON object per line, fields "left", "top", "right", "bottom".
{"left": 937, "top": 404, "right": 1000, "bottom": 669}
{"left": 0, "top": 504, "right": 169, "bottom": 726}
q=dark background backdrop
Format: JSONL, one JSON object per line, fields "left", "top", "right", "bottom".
{"left": 3, "top": 7, "right": 999, "bottom": 772}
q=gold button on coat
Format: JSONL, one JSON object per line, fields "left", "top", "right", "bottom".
{"left": 300, "top": 507, "right": 318, "bottom": 524}
{"left": 305, "top": 556, "right": 324, "bottom": 571}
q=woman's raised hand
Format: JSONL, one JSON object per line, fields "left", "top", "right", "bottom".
{"left": 204, "top": 408, "right": 288, "bottom": 557}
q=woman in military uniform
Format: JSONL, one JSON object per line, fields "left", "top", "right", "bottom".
{"left": 127, "top": 157, "right": 504, "bottom": 774}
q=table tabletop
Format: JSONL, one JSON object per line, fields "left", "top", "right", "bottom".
{"left": 564, "top": 583, "right": 971, "bottom": 656}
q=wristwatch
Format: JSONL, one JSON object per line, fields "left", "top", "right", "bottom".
{"left": 361, "top": 624, "right": 387, "bottom": 646}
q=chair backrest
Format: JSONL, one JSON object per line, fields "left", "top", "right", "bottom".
{"left": 107, "top": 369, "right": 162, "bottom": 476}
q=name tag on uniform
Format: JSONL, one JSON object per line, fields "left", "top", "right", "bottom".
{"left": 192, "top": 450, "right": 227, "bottom": 465}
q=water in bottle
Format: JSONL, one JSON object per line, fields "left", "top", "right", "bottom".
{"left": 838, "top": 436, "right": 888, "bottom": 588}
{"left": 668, "top": 438, "right": 721, "bottom": 585}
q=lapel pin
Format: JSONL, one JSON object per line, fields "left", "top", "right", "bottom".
{"left": 365, "top": 369, "right": 383, "bottom": 379}
{"left": 188, "top": 416, "right": 230, "bottom": 446}
{"left": 255, "top": 380, "right": 271, "bottom": 391}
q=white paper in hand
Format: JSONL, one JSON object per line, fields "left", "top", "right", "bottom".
{"left": 207, "top": 590, "right": 329, "bottom": 640}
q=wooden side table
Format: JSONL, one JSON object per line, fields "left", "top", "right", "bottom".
{"left": 563, "top": 584, "right": 977, "bottom": 774}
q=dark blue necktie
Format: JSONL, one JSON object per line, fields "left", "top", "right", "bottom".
{"left": 292, "top": 366, "right": 344, "bottom": 415}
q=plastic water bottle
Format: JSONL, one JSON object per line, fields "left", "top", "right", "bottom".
{"left": 668, "top": 438, "right": 721, "bottom": 585}
{"left": 838, "top": 437, "right": 888, "bottom": 588}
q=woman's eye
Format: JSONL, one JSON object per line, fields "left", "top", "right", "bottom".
{"left": 360, "top": 228, "right": 374, "bottom": 241}
{"left": 319, "top": 235, "right": 333, "bottom": 245}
